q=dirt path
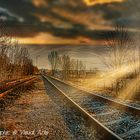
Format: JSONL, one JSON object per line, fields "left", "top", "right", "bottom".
{"left": 0, "top": 78, "right": 72, "bottom": 140}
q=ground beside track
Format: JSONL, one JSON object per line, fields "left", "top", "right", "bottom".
{"left": 0, "top": 77, "right": 72, "bottom": 140}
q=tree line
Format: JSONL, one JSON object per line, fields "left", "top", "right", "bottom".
{"left": 48, "top": 51, "right": 86, "bottom": 80}
{"left": 0, "top": 23, "right": 37, "bottom": 81}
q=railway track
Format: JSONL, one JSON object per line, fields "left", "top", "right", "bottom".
{"left": 43, "top": 75, "right": 140, "bottom": 140}
{"left": 0, "top": 76, "right": 37, "bottom": 98}
{"left": 43, "top": 76, "right": 122, "bottom": 140}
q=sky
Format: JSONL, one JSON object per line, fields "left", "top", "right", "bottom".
{"left": 0, "top": 0, "right": 139, "bottom": 69}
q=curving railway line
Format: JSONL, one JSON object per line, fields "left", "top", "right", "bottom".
{"left": 43, "top": 75, "right": 140, "bottom": 140}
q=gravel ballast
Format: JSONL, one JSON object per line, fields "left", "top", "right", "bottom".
{"left": 0, "top": 78, "right": 72, "bottom": 140}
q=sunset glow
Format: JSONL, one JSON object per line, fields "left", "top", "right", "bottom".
{"left": 32, "top": 0, "right": 47, "bottom": 7}
{"left": 84, "top": 0, "right": 123, "bottom": 6}
{"left": 82, "top": 62, "right": 140, "bottom": 90}
{"left": 17, "top": 33, "right": 79, "bottom": 45}
{"left": 118, "top": 75, "right": 140, "bottom": 100}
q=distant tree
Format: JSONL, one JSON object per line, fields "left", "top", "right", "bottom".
{"left": 58, "top": 54, "right": 86, "bottom": 80}
{"left": 58, "top": 55, "right": 70, "bottom": 80}
{"left": 48, "top": 51, "right": 59, "bottom": 75}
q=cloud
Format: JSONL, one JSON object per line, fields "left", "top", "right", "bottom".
{"left": 0, "top": 0, "right": 139, "bottom": 44}
{"left": 0, "top": 7, "right": 24, "bottom": 22}
{"left": 83, "top": 0, "right": 123, "bottom": 6}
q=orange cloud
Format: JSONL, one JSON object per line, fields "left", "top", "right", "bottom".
{"left": 32, "top": 0, "right": 47, "bottom": 7}
{"left": 84, "top": 0, "right": 124, "bottom": 6}
{"left": 17, "top": 33, "right": 79, "bottom": 45}
{"left": 17, "top": 32, "right": 104, "bottom": 45}
{"left": 34, "top": 13, "right": 73, "bottom": 29}
{"left": 51, "top": 7, "right": 111, "bottom": 30}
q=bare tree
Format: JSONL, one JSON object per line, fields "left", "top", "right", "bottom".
{"left": 69, "top": 59, "right": 77, "bottom": 78}
{"left": 0, "top": 22, "right": 35, "bottom": 81}
{"left": 0, "top": 23, "right": 12, "bottom": 79}
{"left": 103, "top": 25, "right": 132, "bottom": 70}
{"left": 57, "top": 54, "right": 86, "bottom": 80}
{"left": 58, "top": 55, "right": 71, "bottom": 80}
{"left": 97, "top": 25, "right": 133, "bottom": 94}
{"left": 77, "top": 60, "right": 86, "bottom": 77}
{"left": 48, "top": 51, "right": 59, "bottom": 75}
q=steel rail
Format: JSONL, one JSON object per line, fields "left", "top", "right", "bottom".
{"left": 48, "top": 76, "right": 140, "bottom": 117}
{"left": 43, "top": 75, "right": 122, "bottom": 140}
